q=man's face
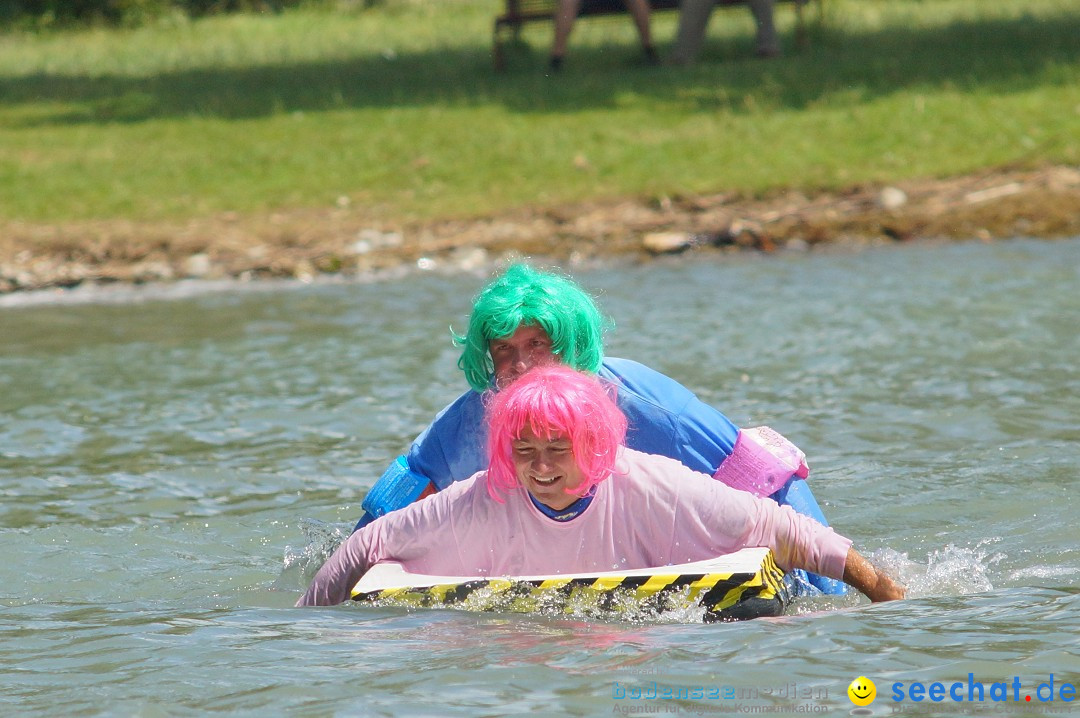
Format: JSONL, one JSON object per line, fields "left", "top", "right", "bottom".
{"left": 488, "top": 324, "right": 556, "bottom": 389}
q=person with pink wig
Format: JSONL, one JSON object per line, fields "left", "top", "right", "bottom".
{"left": 298, "top": 366, "right": 904, "bottom": 607}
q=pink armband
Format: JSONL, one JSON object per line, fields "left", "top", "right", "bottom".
{"left": 711, "top": 426, "right": 810, "bottom": 497}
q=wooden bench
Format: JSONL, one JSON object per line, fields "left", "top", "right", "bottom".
{"left": 493, "top": 0, "right": 818, "bottom": 69}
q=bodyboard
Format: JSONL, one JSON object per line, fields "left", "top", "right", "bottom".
{"left": 350, "top": 547, "right": 788, "bottom": 621}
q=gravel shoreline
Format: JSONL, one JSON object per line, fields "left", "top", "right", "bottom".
{"left": 3, "top": 165, "right": 1079, "bottom": 295}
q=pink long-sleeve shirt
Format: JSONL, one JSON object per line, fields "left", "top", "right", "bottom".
{"left": 298, "top": 448, "right": 852, "bottom": 606}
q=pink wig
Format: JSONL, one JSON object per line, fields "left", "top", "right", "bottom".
{"left": 485, "top": 365, "right": 627, "bottom": 502}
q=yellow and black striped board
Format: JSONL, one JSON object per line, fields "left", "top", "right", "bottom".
{"left": 350, "top": 547, "right": 788, "bottom": 621}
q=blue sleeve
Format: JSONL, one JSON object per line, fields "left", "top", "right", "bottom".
{"left": 405, "top": 390, "right": 489, "bottom": 490}
{"left": 353, "top": 391, "right": 487, "bottom": 533}
{"left": 600, "top": 357, "right": 739, "bottom": 475}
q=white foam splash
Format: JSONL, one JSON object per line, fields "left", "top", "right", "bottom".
{"left": 867, "top": 543, "right": 999, "bottom": 599}
{"left": 275, "top": 518, "right": 351, "bottom": 590}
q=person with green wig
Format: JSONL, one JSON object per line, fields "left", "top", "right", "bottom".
{"left": 354, "top": 263, "right": 847, "bottom": 595}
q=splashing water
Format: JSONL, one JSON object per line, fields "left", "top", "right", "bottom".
{"left": 276, "top": 518, "right": 351, "bottom": 590}
{"left": 867, "top": 543, "right": 999, "bottom": 599}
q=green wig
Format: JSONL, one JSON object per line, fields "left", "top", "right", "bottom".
{"left": 454, "top": 264, "right": 609, "bottom": 393}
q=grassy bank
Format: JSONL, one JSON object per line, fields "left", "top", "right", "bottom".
{"left": 1, "top": 0, "right": 1078, "bottom": 228}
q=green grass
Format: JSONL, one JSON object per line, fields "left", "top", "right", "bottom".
{"left": 1, "top": 0, "right": 1078, "bottom": 224}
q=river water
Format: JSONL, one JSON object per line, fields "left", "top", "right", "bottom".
{"left": 2, "top": 238, "right": 1078, "bottom": 716}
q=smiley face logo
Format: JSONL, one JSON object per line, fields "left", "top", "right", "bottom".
{"left": 848, "top": 676, "right": 877, "bottom": 706}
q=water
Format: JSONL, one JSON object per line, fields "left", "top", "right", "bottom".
{"left": 2, "top": 238, "right": 1078, "bottom": 716}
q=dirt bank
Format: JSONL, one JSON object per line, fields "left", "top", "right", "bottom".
{"left": 3, "top": 165, "right": 1079, "bottom": 294}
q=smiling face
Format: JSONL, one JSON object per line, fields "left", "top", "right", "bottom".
{"left": 847, "top": 677, "right": 877, "bottom": 707}
{"left": 511, "top": 426, "right": 585, "bottom": 511}
{"left": 488, "top": 324, "right": 556, "bottom": 390}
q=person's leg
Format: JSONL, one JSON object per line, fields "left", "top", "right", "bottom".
{"left": 551, "top": 0, "right": 583, "bottom": 68}
{"left": 622, "top": 0, "right": 657, "bottom": 62}
{"left": 669, "top": 0, "right": 715, "bottom": 65}
{"left": 747, "top": 0, "right": 780, "bottom": 57}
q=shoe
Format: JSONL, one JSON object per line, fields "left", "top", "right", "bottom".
{"left": 643, "top": 45, "right": 659, "bottom": 65}
{"left": 549, "top": 55, "right": 564, "bottom": 72}
{"left": 755, "top": 46, "right": 782, "bottom": 59}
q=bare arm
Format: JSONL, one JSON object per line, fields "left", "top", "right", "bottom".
{"left": 842, "top": 547, "right": 906, "bottom": 602}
